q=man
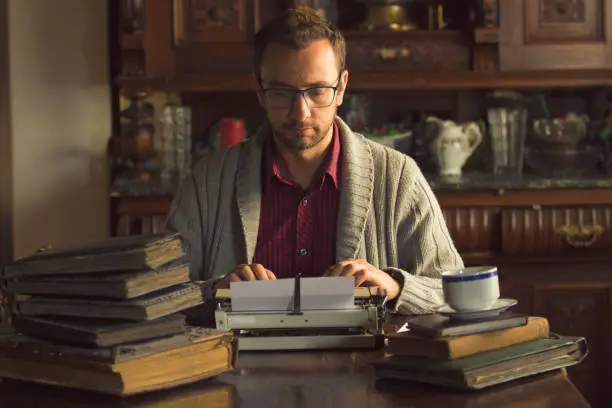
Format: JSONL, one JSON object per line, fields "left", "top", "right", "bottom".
{"left": 167, "top": 6, "right": 463, "bottom": 315}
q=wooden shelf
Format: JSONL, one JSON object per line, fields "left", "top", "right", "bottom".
{"left": 115, "top": 69, "right": 612, "bottom": 93}
{"left": 120, "top": 34, "right": 144, "bottom": 50}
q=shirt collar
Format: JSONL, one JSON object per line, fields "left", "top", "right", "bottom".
{"left": 263, "top": 121, "right": 341, "bottom": 190}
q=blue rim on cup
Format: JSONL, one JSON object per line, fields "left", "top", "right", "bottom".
{"left": 441, "top": 266, "right": 498, "bottom": 283}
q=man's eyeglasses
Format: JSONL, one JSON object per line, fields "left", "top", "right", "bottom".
{"left": 258, "top": 73, "right": 342, "bottom": 109}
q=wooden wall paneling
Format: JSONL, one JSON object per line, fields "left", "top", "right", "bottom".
{"left": 501, "top": 206, "right": 612, "bottom": 255}
{"left": 442, "top": 207, "right": 501, "bottom": 258}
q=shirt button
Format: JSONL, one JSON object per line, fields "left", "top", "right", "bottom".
{"left": 298, "top": 248, "right": 308, "bottom": 256}
{"left": 302, "top": 198, "right": 309, "bottom": 207}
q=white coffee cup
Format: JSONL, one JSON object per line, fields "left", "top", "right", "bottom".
{"left": 442, "top": 266, "right": 500, "bottom": 312}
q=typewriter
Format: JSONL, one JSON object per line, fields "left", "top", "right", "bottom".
{"left": 214, "top": 275, "right": 388, "bottom": 351}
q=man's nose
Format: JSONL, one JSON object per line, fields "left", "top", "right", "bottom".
{"left": 288, "top": 93, "right": 312, "bottom": 121}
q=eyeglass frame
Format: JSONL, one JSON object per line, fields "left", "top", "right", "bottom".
{"left": 256, "top": 71, "right": 344, "bottom": 109}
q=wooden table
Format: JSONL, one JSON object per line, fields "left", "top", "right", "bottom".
{"left": 0, "top": 348, "right": 592, "bottom": 407}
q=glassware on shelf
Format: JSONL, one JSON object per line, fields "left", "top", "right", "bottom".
{"left": 157, "top": 104, "right": 192, "bottom": 179}
{"left": 532, "top": 113, "right": 589, "bottom": 150}
{"left": 487, "top": 107, "right": 527, "bottom": 177}
{"left": 158, "top": 105, "right": 176, "bottom": 180}
{"left": 173, "top": 106, "right": 192, "bottom": 178}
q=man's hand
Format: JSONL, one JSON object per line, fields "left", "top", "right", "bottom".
{"left": 215, "top": 263, "right": 277, "bottom": 289}
{"left": 323, "top": 259, "right": 400, "bottom": 300}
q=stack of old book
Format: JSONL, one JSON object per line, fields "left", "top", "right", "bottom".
{"left": 374, "top": 311, "right": 589, "bottom": 390}
{"left": 0, "top": 233, "right": 236, "bottom": 396}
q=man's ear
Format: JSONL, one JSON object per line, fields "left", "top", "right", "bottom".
{"left": 335, "top": 70, "right": 349, "bottom": 107}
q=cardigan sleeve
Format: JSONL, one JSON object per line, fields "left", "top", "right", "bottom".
{"left": 386, "top": 160, "right": 465, "bottom": 315}
{"left": 165, "top": 173, "right": 206, "bottom": 281}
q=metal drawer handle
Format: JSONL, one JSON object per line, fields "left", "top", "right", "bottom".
{"left": 555, "top": 224, "right": 604, "bottom": 248}
{"left": 374, "top": 46, "right": 410, "bottom": 61}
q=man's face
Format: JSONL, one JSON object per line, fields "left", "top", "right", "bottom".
{"left": 257, "top": 39, "right": 348, "bottom": 151}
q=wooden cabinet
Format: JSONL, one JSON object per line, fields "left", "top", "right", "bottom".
{"left": 438, "top": 189, "right": 612, "bottom": 408}
{"left": 173, "top": 0, "right": 254, "bottom": 45}
{"left": 500, "top": 261, "right": 612, "bottom": 407}
{"left": 113, "top": 0, "right": 612, "bottom": 92}
{"left": 442, "top": 206, "right": 501, "bottom": 258}
{"left": 500, "top": 0, "right": 612, "bottom": 70}
{"left": 171, "top": 0, "right": 261, "bottom": 75}
{"left": 345, "top": 30, "right": 470, "bottom": 73}
{"left": 501, "top": 206, "right": 612, "bottom": 255}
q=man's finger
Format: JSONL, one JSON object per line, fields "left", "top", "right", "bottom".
{"left": 266, "top": 270, "right": 277, "bottom": 280}
{"left": 354, "top": 270, "right": 368, "bottom": 287}
{"left": 251, "top": 263, "right": 269, "bottom": 280}
{"left": 340, "top": 263, "right": 361, "bottom": 277}
{"left": 228, "top": 273, "right": 242, "bottom": 282}
{"left": 324, "top": 264, "right": 345, "bottom": 277}
{"left": 236, "top": 265, "right": 256, "bottom": 281}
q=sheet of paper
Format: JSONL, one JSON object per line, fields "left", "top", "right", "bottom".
{"left": 230, "top": 276, "right": 355, "bottom": 312}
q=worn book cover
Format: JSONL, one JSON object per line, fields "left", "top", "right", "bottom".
{"left": 0, "top": 327, "right": 237, "bottom": 396}
{"left": 373, "top": 335, "right": 588, "bottom": 390}
{"left": 406, "top": 311, "right": 529, "bottom": 338}
{"left": 1, "top": 233, "right": 184, "bottom": 278}
{"left": 11, "top": 313, "right": 186, "bottom": 347}
{"left": 13, "top": 282, "right": 205, "bottom": 321}
{"left": 386, "top": 316, "right": 549, "bottom": 360}
{"left": 3, "top": 258, "right": 191, "bottom": 299}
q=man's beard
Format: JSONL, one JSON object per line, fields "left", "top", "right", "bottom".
{"left": 272, "top": 120, "right": 334, "bottom": 151}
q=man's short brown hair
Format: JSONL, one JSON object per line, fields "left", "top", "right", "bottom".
{"left": 253, "top": 6, "right": 346, "bottom": 79}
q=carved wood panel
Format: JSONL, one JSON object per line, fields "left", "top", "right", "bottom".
{"left": 345, "top": 33, "right": 470, "bottom": 72}
{"left": 173, "top": 0, "right": 252, "bottom": 45}
{"left": 499, "top": 0, "right": 612, "bottom": 70}
{"left": 501, "top": 206, "right": 612, "bottom": 255}
{"left": 442, "top": 207, "right": 501, "bottom": 258}
{"left": 532, "top": 283, "right": 612, "bottom": 407}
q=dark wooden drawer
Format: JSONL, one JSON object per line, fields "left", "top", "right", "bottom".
{"left": 443, "top": 207, "right": 501, "bottom": 258}
{"left": 345, "top": 30, "right": 470, "bottom": 72}
{"left": 501, "top": 206, "right": 612, "bottom": 255}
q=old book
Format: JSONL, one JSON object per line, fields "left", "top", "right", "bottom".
{"left": 373, "top": 335, "right": 588, "bottom": 390}
{"left": 11, "top": 313, "right": 186, "bottom": 348}
{"left": 0, "top": 327, "right": 237, "bottom": 396}
{"left": 3, "top": 258, "right": 191, "bottom": 299}
{"left": 406, "top": 311, "right": 529, "bottom": 338}
{"left": 1, "top": 233, "right": 184, "bottom": 278}
{"left": 13, "top": 282, "right": 205, "bottom": 321}
{"left": 387, "top": 316, "right": 550, "bottom": 360}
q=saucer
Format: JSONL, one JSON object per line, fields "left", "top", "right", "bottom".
{"left": 436, "top": 298, "right": 518, "bottom": 321}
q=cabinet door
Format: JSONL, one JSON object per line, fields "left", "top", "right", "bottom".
{"left": 173, "top": 0, "right": 254, "bottom": 45}
{"left": 501, "top": 263, "right": 612, "bottom": 408}
{"left": 172, "top": 0, "right": 259, "bottom": 75}
{"left": 499, "top": 0, "right": 612, "bottom": 70}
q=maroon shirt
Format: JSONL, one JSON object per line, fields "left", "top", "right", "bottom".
{"left": 253, "top": 123, "right": 341, "bottom": 278}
